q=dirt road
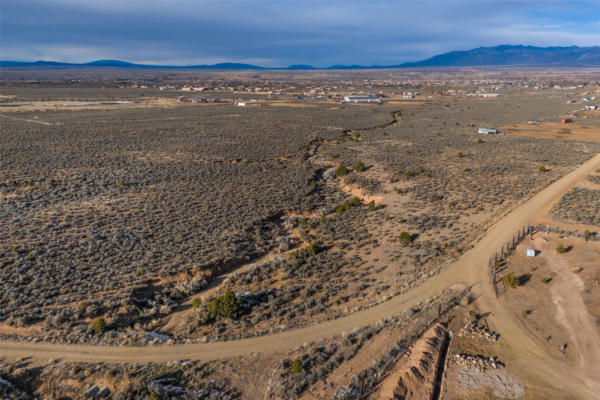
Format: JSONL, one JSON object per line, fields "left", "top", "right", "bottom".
{"left": 537, "top": 238, "right": 600, "bottom": 393}
{"left": 2, "top": 153, "right": 600, "bottom": 396}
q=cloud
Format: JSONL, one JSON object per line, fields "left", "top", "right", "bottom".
{"left": 1, "top": 0, "right": 599, "bottom": 66}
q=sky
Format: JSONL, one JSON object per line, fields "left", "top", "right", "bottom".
{"left": 2, "top": 0, "right": 600, "bottom": 67}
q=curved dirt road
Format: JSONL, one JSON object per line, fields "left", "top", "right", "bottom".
{"left": 2, "top": 153, "right": 600, "bottom": 396}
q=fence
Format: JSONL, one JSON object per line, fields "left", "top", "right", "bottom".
{"left": 488, "top": 224, "right": 533, "bottom": 298}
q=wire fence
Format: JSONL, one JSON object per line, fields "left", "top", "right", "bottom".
{"left": 489, "top": 224, "right": 533, "bottom": 298}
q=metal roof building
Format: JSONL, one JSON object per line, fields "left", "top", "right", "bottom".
{"left": 342, "top": 94, "right": 381, "bottom": 104}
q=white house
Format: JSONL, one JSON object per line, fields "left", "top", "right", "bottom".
{"left": 526, "top": 249, "right": 536, "bottom": 257}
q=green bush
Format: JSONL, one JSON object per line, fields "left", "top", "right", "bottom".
{"left": 336, "top": 198, "right": 362, "bottom": 215}
{"left": 556, "top": 244, "right": 566, "bottom": 254}
{"left": 503, "top": 273, "right": 519, "bottom": 288}
{"left": 368, "top": 201, "right": 376, "bottom": 211}
{"left": 398, "top": 232, "right": 412, "bottom": 244}
{"left": 306, "top": 242, "right": 319, "bottom": 256}
{"left": 291, "top": 358, "right": 303, "bottom": 374}
{"left": 354, "top": 161, "right": 365, "bottom": 172}
{"left": 206, "top": 299, "right": 218, "bottom": 315}
{"left": 91, "top": 317, "right": 107, "bottom": 334}
{"left": 405, "top": 170, "right": 415, "bottom": 179}
{"left": 192, "top": 298, "right": 202, "bottom": 309}
{"left": 335, "top": 164, "right": 348, "bottom": 177}
{"left": 78, "top": 301, "right": 88, "bottom": 313}
{"left": 538, "top": 165, "right": 547, "bottom": 172}
{"left": 584, "top": 230, "right": 591, "bottom": 241}
{"left": 207, "top": 290, "right": 239, "bottom": 319}
{"left": 336, "top": 203, "right": 348, "bottom": 215}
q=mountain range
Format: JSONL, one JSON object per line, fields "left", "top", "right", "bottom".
{"left": 2, "top": 45, "right": 600, "bottom": 70}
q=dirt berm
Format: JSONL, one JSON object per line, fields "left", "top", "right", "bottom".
{"left": 376, "top": 323, "right": 448, "bottom": 400}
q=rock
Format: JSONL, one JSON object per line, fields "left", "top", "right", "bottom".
{"left": 96, "top": 387, "right": 110, "bottom": 398}
{"left": 84, "top": 385, "right": 99, "bottom": 398}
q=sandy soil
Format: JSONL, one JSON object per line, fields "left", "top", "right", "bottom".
{"left": 509, "top": 235, "right": 600, "bottom": 393}
{"left": 503, "top": 122, "right": 600, "bottom": 142}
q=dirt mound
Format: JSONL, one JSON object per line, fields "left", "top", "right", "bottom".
{"left": 377, "top": 323, "right": 448, "bottom": 400}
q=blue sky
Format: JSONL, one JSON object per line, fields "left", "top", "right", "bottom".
{"left": 1, "top": 0, "right": 599, "bottom": 66}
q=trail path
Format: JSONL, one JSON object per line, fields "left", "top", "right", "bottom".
{"left": 537, "top": 239, "right": 600, "bottom": 393}
{"left": 2, "top": 153, "right": 600, "bottom": 397}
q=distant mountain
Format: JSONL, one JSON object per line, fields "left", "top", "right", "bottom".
{"left": 287, "top": 64, "right": 317, "bottom": 70}
{"left": 399, "top": 45, "right": 600, "bottom": 67}
{"left": 2, "top": 45, "right": 600, "bottom": 70}
{"left": 0, "top": 59, "right": 265, "bottom": 70}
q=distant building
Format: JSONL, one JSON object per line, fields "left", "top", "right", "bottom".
{"left": 478, "top": 128, "right": 498, "bottom": 134}
{"left": 561, "top": 118, "right": 572, "bottom": 124}
{"left": 342, "top": 94, "right": 381, "bottom": 104}
{"left": 526, "top": 249, "right": 536, "bottom": 257}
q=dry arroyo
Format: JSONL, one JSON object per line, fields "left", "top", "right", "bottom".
{"left": 2, "top": 152, "right": 600, "bottom": 396}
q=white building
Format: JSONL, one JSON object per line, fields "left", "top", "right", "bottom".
{"left": 342, "top": 94, "right": 381, "bottom": 104}
{"left": 478, "top": 128, "right": 499, "bottom": 134}
{"left": 526, "top": 249, "right": 536, "bottom": 257}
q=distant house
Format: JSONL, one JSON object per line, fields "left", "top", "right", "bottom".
{"left": 526, "top": 249, "right": 536, "bottom": 257}
{"left": 478, "top": 128, "right": 498, "bottom": 134}
{"left": 561, "top": 118, "right": 572, "bottom": 124}
{"left": 342, "top": 94, "right": 381, "bottom": 104}
{"left": 235, "top": 101, "right": 246, "bottom": 107}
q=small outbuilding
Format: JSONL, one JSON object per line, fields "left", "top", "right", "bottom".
{"left": 561, "top": 118, "right": 572, "bottom": 124}
{"left": 341, "top": 94, "right": 381, "bottom": 104}
{"left": 526, "top": 249, "right": 536, "bottom": 257}
{"left": 478, "top": 128, "right": 498, "bottom": 134}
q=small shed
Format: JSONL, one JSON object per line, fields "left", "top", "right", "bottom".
{"left": 526, "top": 249, "right": 536, "bottom": 257}
{"left": 478, "top": 128, "right": 498, "bottom": 134}
{"left": 561, "top": 118, "right": 572, "bottom": 124}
